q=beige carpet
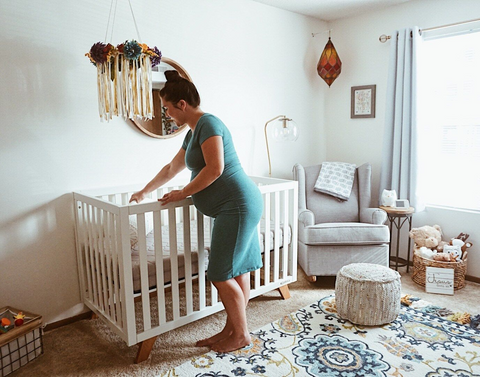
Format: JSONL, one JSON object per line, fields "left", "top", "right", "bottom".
{"left": 14, "top": 267, "right": 480, "bottom": 377}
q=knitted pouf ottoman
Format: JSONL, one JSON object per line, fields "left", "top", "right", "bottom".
{"left": 335, "top": 263, "right": 401, "bottom": 326}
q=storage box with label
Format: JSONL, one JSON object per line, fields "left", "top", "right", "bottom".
{"left": 426, "top": 266, "right": 454, "bottom": 295}
{"left": 0, "top": 307, "right": 43, "bottom": 377}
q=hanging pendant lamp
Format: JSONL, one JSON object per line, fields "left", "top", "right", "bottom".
{"left": 317, "top": 31, "right": 342, "bottom": 87}
{"left": 85, "top": 0, "right": 161, "bottom": 122}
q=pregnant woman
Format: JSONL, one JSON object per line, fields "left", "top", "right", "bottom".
{"left": 130, "top": 70, "right": 263, "bottom": 353}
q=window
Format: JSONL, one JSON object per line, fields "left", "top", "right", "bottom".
{"left": 417, "top": 30, "right": 480, "bottom": 211}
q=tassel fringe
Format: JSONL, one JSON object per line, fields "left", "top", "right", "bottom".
{"left": 96, "top": 55, "right": 153, "bottom": 122}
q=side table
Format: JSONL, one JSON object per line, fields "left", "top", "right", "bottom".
{"left": 380, "top": 206, "right": 415, "bottom": 272}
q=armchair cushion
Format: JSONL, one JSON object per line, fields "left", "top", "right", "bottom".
{"left": 300, "top": 223, "right": 389, "bottom": 246}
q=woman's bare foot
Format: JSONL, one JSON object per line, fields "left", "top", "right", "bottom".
{"left": 210, "top": 333, "right": 251, "bottom": 353}
{"left": 195, "top": 329, "right": 232, "bottom": 347}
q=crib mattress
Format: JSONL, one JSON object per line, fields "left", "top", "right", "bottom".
{"left": 130, "top": 219, "right": 291, "bottom": 292}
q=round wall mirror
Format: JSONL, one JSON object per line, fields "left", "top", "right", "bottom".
{"left": 131, "top": 57, "right": 192, "bottom": 138}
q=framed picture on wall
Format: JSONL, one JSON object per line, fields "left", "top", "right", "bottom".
{"left": 351, "top": 85, "right": 376, "bottom": 118}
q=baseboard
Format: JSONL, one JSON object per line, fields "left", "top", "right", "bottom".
{"left": 44, "top": 310, "right": 93, "bottom": 332}
{"left": 466, "top": 274, "right": 480, "bottom": 284}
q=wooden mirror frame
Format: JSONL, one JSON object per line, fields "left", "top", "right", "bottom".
{"left": 131, "top": 57, "right": 192, "bottom": 139}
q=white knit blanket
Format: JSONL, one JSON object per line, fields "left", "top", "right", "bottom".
{"left": 314, "top": 162, "right": 356, "bottom": 200}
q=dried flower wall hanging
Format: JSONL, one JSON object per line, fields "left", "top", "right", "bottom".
{"left": 85, "top": 0, "right": 161, "bottom": 122}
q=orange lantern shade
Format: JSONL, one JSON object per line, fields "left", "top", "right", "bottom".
{"left": 317, "top": 37, "right": 342, "bottom": 87}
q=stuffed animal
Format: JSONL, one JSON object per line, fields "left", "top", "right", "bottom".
{"left": 443, "top": 244, "right": 462, "bottom": 261}
{"left": 381, "top": 189, "right": 397, "bottom": 207}
{"left": 449, "top": 234, "right": 473, "bottom": 260}
{"left": 409, "top": 224, "right": 448, "bottom": 251}
{"left": 417, "top": 246, "right": 436, "bottom": 259}
{"left": 432, "top": 252, "right": 456, "bottom": 262}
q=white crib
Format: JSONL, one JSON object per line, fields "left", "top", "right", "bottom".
{"left": 73, "top": 176, "right": 298, "bottom": 362}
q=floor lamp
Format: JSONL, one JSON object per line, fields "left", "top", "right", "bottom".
{"left": 264, "top": 115, "right": 299, "bottom": 176}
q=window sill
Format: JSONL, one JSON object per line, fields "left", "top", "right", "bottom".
{"left": 425, "top": 204, "right": 480, "bottom": 215}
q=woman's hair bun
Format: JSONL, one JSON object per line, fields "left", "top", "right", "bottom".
{"left": 164, "top": 70, "right": 182, "bottom": 82}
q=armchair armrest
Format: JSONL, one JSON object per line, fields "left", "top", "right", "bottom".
{"left": 360, "top": 208, "right": 387, "bottom": 225}
{"left": 298, "top": 209, "right": 315, "bottom": 227}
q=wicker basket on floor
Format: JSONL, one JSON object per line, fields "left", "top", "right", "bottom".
{"left": 412, "top": 249, "right": 467, "bottom": 290}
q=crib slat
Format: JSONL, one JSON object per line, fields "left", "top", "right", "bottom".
{"left": 98, "top": 209, "right": 110, "bottom": 314}
{"left": 94, "top": 208, "right": 106, "bottom": 311}
{"left": 282, "top": 190, "right": 289, "bottom": 280}
{"left": 211, "top": 282, "right": 218, "bottom": 305}
{"left": 197, "top": 214, "right": 206, "bottom": 311}
{"left": 273, "top": 191, "right": 280, "bottom": 282}
{"left": 86, "top": 205, "right": 100, "bottom": 307}
{"left": 105, "top": 212, "right": 116, "bottom": 322}
{"left": 121, "top": 193, "right": 129, "bottom": 205}
{"left": 85, "top": 205, "right": 96, "bottom": 304}
{"left": 183, "top": 206, "right": 193, "bottom": 315}
{"left": 290, "top": 185, "right": 298, "bottom": 281}
{"left": 81, "top": 203, "right": 93, "bottom": 302}
{"left": 137, "top": 214, "right": 152, "bottom": 331}
{"left": 168, "top": 208, "right": 180, "bottom": 320}
{"left": 264, "top": 193, "right": 271, "bottom": 285}
{"left": 153, "top": 210, "right": 166, "bottom": 325}
{"left": 74, "top": 202, "right": 86, "bottom": 302}
{"left": 255, "top": 216, "right": 261, "bottom": 289}
{"left": 206, "top": 217, "right": 218, "bottom": 306}
{"left": 112, "top": 214, "right": 123, "bottom": 327}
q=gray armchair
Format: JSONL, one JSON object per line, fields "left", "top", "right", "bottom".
{"left": 293, "top": 163, "right": 390, "bottom": 282}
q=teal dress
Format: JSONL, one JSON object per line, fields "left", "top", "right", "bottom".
{"left": 182, "top": 114, "right": 263, "bottom": 281}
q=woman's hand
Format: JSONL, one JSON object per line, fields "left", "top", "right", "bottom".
{"left": 129, "top": 191, "right": 147, "bottom": 204}
{"left": 159, "top": 189, "right": 187, "bottom": 205}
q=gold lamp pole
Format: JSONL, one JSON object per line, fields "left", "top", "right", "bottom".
{"left": 264, "top": 115, "right": 298, "bottom": 176}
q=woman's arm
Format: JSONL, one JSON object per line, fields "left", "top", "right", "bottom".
{"left": 159, "top": 136, "right": 224, "bottom": 205}
{"left": 129, "top": 147, "right": 186, "bottom": 203}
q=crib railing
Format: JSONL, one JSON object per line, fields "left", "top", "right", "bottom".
{"left": 73, "top": 176, "right": 298, "bottom": 348}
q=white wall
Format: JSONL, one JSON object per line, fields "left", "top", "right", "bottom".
{"left": 0, "top": 0, "right": 326, "bottom": 323}
{"left": 326, "top": 0, "right": 480, "bottom": 278}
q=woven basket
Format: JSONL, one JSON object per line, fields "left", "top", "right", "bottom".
{"left": 412, "top": 249, "right": 467, "bottom": 290}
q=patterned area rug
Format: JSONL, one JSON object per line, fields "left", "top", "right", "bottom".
{"left": 159, "top": 295, "right": 480, "bottom": 377}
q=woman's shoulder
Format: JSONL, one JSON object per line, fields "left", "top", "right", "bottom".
{"left": 199, "top": 113, "right": 224, "bottom": 126}
{"left": 197, "top": 113, "right": 226, "bottom": 132}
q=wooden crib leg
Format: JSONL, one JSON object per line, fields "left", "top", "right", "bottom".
{"left": 135, "top": 336, "right": 157, "bottom": 364}
{"left": 277, "top": 284, "right": 291, "bottom": 300}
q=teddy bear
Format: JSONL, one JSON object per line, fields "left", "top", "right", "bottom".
{"left": 409, "top": 224, "right": 449, "bottom": 252}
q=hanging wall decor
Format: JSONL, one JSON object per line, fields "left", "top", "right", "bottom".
{"left": 85, "top": 0, "right": 161, "bottom": 122}
{"left": 315, "top": 30, "right": 342, "bottom": 87}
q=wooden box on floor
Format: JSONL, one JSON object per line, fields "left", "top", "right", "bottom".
{"left": 0, "top": 307, "right": 43, "bottom": 377}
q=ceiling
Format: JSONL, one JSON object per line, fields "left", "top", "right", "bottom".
{"left": 250, "top": 0, "right": 413, "bottom": 21}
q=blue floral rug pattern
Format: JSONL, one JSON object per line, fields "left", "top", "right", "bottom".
{"left": 159, "top": 295, "right": 480, "bottom": 376}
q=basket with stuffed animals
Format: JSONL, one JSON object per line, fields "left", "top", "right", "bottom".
{"left": 409, "top": 225, "right": 472, "bottom": 291}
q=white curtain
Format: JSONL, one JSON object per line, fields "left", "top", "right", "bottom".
{"left": 379, "top": 27, "right": 424, "bottom": 212}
